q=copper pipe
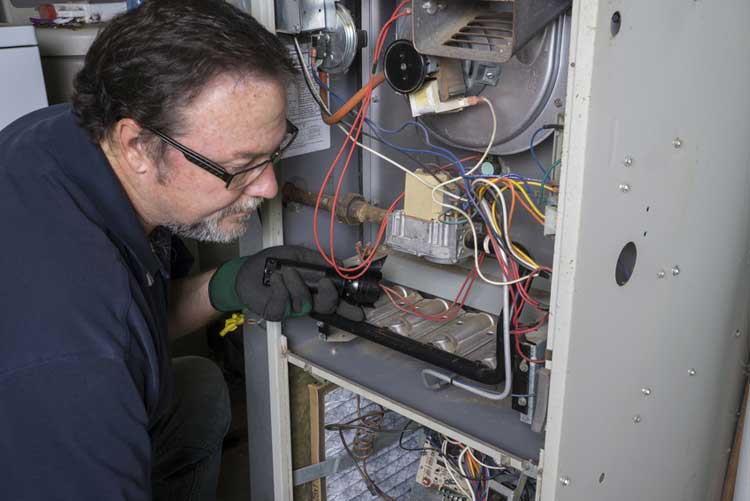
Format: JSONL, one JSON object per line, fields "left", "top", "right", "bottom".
{"left": 282, "top": 182, "right": 387, "bottom": 225}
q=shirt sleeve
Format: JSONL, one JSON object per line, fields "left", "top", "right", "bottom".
{"left": 0, "top": 356, "right": 152, "bottom": 501}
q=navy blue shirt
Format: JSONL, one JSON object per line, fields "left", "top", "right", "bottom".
{"left": 0, "top": 104, "right": 175, "bottom": 500}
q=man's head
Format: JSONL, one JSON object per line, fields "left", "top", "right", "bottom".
{"left": 72, "top": 0, "right": 295, "bottom": 243}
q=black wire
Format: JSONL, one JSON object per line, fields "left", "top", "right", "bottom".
{"left": 337, "top": 428, "right": 394, "bottom": 500}
{"left": 397, "top": 420, "right": 510, "bottom": 482}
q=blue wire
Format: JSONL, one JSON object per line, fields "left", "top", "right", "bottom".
{"left": 529, "top": 127, "right": 549, "bottom": 176}
{"left": 310, "top": 65, "right": 470, "bottom": 172}
{"left": 310, "top": 63, "right": 503, "bottom": 240}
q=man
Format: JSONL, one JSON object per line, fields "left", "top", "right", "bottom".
{"left": 0, "top": 0, "right": 357, "bottom": 499}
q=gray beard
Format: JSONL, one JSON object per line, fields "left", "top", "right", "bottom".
{"left": 163, "top": 196, "right": 262, "bottom": 243}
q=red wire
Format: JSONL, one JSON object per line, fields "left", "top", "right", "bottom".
{"left": 513, "top": 326, "right": 547, "bottom": 364}
{"left": 327, "top": 5, "right": 411, "bottom": 269}
{"left": 486, "top": 231, "right": 547, "bottom": 364}
{"left": 379, "top": 255, "right": 484, "bottom": 322}
{"left": 313, "top": 1, "right": 411, "bottom": 279}
{"left": 436, "top": 154, "right": 482, "bottom": 171}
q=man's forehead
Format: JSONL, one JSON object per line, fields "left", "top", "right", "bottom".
{"left": 183, "top": 74, "right": 287, "bottom": 150}
{"left": 182, "top": 75, "right": 286, "bottom": 156}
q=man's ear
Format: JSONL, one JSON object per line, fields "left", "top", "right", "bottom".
{"left": 110, "top": 118, "right": 153, "bottom": 175}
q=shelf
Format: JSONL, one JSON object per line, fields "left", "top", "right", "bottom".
{"left": 283, "top": 317, "right": 545, "bottom": 464}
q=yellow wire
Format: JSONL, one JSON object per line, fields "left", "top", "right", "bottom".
{"left": 481, "top": 179, "right": 550, "bottom": 221}
{"left": 506, "top": 181, "right": 546, "bottom": 220}
{"left": 486, "top": 197, "right": 541, "bottom": 269}
{"left": 473, "top": 177, "right": 547, "bottom": 269}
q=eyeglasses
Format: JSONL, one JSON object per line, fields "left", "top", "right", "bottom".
{"left": 145, "top": 120, "right": 299, "bottom": 190}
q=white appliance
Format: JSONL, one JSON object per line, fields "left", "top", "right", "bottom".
{"left": 35, "top": 25, "right": 100, "bottom": 104}
{"left": 0, "top": 24, "right": 47, "bottom": 130}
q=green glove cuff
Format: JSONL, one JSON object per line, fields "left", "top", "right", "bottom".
{"left": 209, "top": 256, "right": 249, "bottom": 312}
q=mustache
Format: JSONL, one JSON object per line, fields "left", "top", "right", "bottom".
{"left": 216, "top": 196, "right": 262, "bottom": 218}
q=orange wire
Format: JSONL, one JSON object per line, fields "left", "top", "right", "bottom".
{"left": 322, "top": 73, "right": 386, "bottom": 125}
{"left": 313, "top": 0, "right": 411, "bottom": 279}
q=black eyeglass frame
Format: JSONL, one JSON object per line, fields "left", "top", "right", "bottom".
{"left": 145, "top": 120, "right": 299, "bottom": 189}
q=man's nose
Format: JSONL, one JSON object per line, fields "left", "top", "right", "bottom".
{"left": 244, "top": 165, "right": 278, "bottom": 199}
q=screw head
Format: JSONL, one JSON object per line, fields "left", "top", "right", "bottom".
{"left": 641, "top": 387, "right": 652, "bottom": 396}
{"left": 623, "top": 156, "right": 634, "bottom": 167}
{"left": 559, "top": 477, "right": 571, "bottom": 486}
{"left": 421, "top": 0, "right": 437, "bottom": 13}
{"left": 554, "top": 98, "right": 563, "bottom": 108}
{"left": 517, "top": 397, "right": 528, "bottom": 407}
{"left": 633, "top": 415, "right": 642, "bottom": 423}
{"left": 688, "top": 368, "right": 696, "bottom": 376}
{"left": 657, "top": 270, "right": 666, "bottom": 279}
{"left": 519, "top": 360, "right": 529, "bottom": 373}
{"left": 672, "top": 266, "right": 681, "bottom": 276}
{"left": 486, "top": 72, "right": 494, "bottom": 78}
{"left": 619, "top": 183, "right": 631, "bottom": 193}
{"left": 735, "top": 330, "right": 742, "bottom": 337}
{"left": 672, "top": 137, "right": 683, "bottom": 148}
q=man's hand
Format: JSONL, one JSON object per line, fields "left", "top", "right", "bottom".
{"left": 209, "top": 245, "right": 364, "bottom": 322}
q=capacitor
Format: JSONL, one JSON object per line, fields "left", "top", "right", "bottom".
{"left": 384, "top": 39, "right": 429, "bottom": 94}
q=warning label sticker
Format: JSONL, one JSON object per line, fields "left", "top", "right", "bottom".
{"left": 282, "top": 43, "right": 330, "bottom": 158}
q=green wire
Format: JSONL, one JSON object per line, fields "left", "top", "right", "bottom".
{"left": 438, "top": 210, "right": 472, "bottom": 225}
{"left": 539, "top": 159, "right": 561, "bottom": 206}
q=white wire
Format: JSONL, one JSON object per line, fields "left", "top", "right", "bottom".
{"left": 421, "top": 246, "right": 513, "bottom": 401}
{"left": 424, "top": 97, "right": 537, "bottom": 286}
{"left": 294, "top": 37, "right": 536, "bottom": 286}
{"left": 467, "top": 448, "right": 507, "bottom": 471}
{"left": 474, "top": 178, "right": 540, "bottom": 270}
{"left": 337, "top": 125, "right": 463, "bottom": 201}
{"left": 429, "top": 196, "right": 534, "bottom": 286}
{"left": 478, "top": 198, "right": 537, "bottom": 270}
{"left": 457, "top": 447, "right": 477, "bottom": 501}
{"left": 429, "top": 96, "right": 497, "bottom": 197}
{"left": 443, "top": 440, "right": 473, "bottom": 500}
{"left": 292, "top": 36, "right": 462, "bottom": 201}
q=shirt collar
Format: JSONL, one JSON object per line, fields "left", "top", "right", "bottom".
{"left": 52, "top": 104, "right": 163, "bottom": 279}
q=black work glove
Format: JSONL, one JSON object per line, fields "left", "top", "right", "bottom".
{"left": 209, "top": 245, "right": 365, "bottom": 322}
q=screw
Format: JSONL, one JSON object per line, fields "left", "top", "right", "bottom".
{"left": 735, "top": 330, "right": 742, "bottom": 337}
{"left": 519, "top": 360, "right": 529, "bottom": 373}
{"left": 672, "top": 265, "right": 681, "bottom": 276}
{"left": 633, "top": 415, "right": 642, "bottom": 423}
{"left": 554, "top": 98, "right": 563, "bottom": 108}
{"left": 623, "top": 156, "right": 634, "bottom": 167}
{"left": 518, "top": 397, "right": 528, "bottom": 407}
{"left": 619, "top": 183, "right": 631, "bottom": 193}
{"left": 672, "top": 137, "right": 682, "bottom": 149}
{"left": 641, "top": 387, "right": 652, "bottom": 396}
{"left": 371, "top": 95, "right": 379, "bottom": 103}
{"left": 559, "top": 477, "right": 571, "bottom": 486}
{"left": 688, "top": 368, "right": 696, "bottom": 376}
{"left": 421, "top": 0, "right": 437, "bottom": 14}
{"left": 486, "top": 72, "right": 494, "bottom": 78}
{"left": 657, "top": 270, "right": 666, "bottom": 279}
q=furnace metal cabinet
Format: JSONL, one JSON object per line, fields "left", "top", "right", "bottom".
{"left": 241, "top": 1, "right": 750, "bottom": 499}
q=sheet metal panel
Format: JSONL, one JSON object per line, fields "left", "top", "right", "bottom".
{"left": 543, "top": 1, "right": 750, "bottom": 499}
